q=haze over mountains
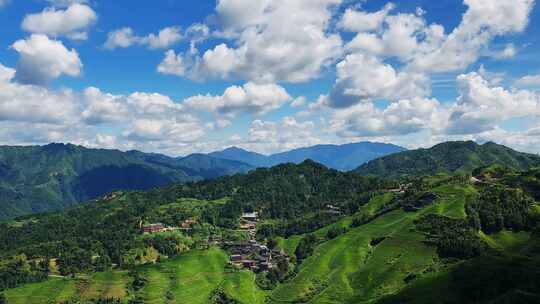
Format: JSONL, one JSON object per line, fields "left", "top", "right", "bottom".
{"left": 1, "top": 140, "right": 540, "bottom": 221}
{"left": 0, "top": 141, "right": 404, "bottom": 219}
{"left": 1, "top": 140, "right": 539, "bottom": 221}
{"left": 208, "top": 142, "right": 406, "bottom": 171}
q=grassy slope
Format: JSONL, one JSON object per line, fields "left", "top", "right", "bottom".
{"left": 5, "top": 278, "right": 77, "bottom": 304}
{"left": 378, "top": 230, "right": 539, "bottom": 304}
{"left": 268, "top": 185, "right": 473, "bottom": 304}
{"left": 138, "top": 248, "right": 267, "bottom": 304}
{"left": 4, "top": 248, "right": 265, "bottom": 304}
{"left": 223, "top": 271, "right": 268, "bottom": 304}
{"left": 4, "top": 271, "right": 130, "bottom": 304}
{"left": 5, "top": 183, "right": 515, "bottom": 304}
{"left": 275, "top": 193, "right": 396, "bottom": 257}
{"left": 479, "top": 231, "right": 531, "bottom": 254}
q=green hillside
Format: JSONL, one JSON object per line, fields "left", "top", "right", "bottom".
{"left": 0, "top": 143, "right": 252, "bottom": 220}
{"left": 4, "top": 248, "right": 267, "bottom": 304}
{"left": 355, "top": 141, "right": 540, "bottom": 179}
{"left": 0, "top": 159, "right": 539, "bottom": 303}
{"left": 267, "top": 182, "right": 477, "bottom": 303}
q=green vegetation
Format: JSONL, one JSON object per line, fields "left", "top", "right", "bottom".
{"left": 1, "top": 146, "right": 540, "bottom": 303}
{"left": 264, "top": 173, "right": 539, "bottom": 303}
{"left": 356, "top": 141, "right": 540, "bottom": 178}
{"left": 379, "top": 252, "right": 540, "bottom": 304}
{"left": 0, "top": 160, "right": 387, "bottom": 290}
{"left": 415, "top": 214, "right": 487, "bottom": 259}
{"left": 267, "top": 188, "right": 466, "bottom": 303}
{"left": 467, "top": 185, "right": 535, "bottom": 233}
{"left": 503, "top": 167, "right": 540, "bottom": 200}
{"left": 0, "top": 143, "right": 252, "bottom": 220}
{"left": 479, "top": 230, "right": 531, "bottom": 254}
{"left": 4, "top": 271, "right": 129, "bottom": 304}
{"left": 3, "top": 248, "right": 267, "bottom": 304}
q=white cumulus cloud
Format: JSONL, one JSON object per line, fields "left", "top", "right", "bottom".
{"left": 184, "top": 82, "right": 291, "bottom": 117}
{"left": 410, "top": 0, "right": 534, "bottom": 73}
{"left": 339, "top": 3, "right": 395, "bottom": 32}
{"left": 104, "top": 26, "right": 182, "bottom": 50}
{"left": 11, "top": 34, "right": 82, "bottom": 85}
{"left": 0, "top": 63, "right": 80, "bottom": 124}
{"left": 46, "top": 0, "right": 88, "bottom": 7}
{"left": 21, "top": 3, "right": 97, "bottom": 40}
{"left": 245, "top": 117, "right": 321, "bottom": 153}
{"left": 329, "top": 97, "right": 441, "bottom": 137}
{"left": 444, "top": 72, "right": 540, "bottom": 134}
{"left": 0, "top": 62, "right": 206, "bottom": 154}
{"left": 327, "top": 53, "right": 430, "bottom": 108}
{"left": 158, "top": 0, "right": 343, "bottom": 83}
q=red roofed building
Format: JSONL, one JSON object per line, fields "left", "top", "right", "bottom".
{"left": 142, "top": 223, "right": 165, "bottom": 234}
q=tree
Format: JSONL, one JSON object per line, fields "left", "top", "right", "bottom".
{"left": 466, "top": 186, "right": 535, "bottom": 234}
{"left": 295, "top": 234, "right": 318, "bottom": 261}
{"left": 267, "top": 238, "right": 278, "bottom": 250}
{"left": 58, "top": 247, "right": 92, "bottom": 276}
{"left": 94, "top": 255, "right": 112, "bottom": 272}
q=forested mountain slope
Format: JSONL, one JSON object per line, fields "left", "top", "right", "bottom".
{"left": 0, "top": 160, "right": 388, "bottom": 261}
{"left": 356, "top": 141, "right": 540, "bottom": 178}
{"left": 0, "top": 143, "right": 252, "bottom": 219}
{"left": 1, "top": 156, "right": 539, "bottom": 303}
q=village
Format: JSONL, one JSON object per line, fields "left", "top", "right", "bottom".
{"left": 140, "top": 211, "right": 289, "bottom": 273}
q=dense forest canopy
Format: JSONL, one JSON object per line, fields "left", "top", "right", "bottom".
{"left": 0, "top": 161, "right": 389, "bottom": 271}
{"left": 0, "top": 143, "right": 252, "bottom": 220}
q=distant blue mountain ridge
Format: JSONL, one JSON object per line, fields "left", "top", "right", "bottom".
{"left": 0, "top": 141, "right": 404, "bottom": 219}
{"left": 207, "top": 141, "right": 406, "bottom": 171}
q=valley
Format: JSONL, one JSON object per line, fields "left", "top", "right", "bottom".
{"left": 0, "top": 142, "right": 539, "bottom": 303}
{"left": 3, "top": 0, "right": 540, "bottom": 302}
{"left": 0, "top": 141, "right": 403, "bottom": 220}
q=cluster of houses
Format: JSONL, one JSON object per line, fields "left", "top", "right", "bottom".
{"left": 225, "top": 211, "right": 289, "bottom": 273}
{"left": 226, "top": 239, "right": 288, "bottom": 273}
{"left": 226, "top": 239, "right": 273, "bottom": 272}
{"left": 140, "top": 211, "right": 288, "bottom": 273}
{"left": 239, "top": 212, "right": 258, "bottom": 230}
{"left": 180, "top": 218, "right": 197, "bottom": 230}
{"left": 387, "top": 183, "right": 412, "bottom": 194}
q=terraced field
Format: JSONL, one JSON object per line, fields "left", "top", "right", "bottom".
{"left": 5, "top": 277, "right": 77, "bottom": 304}
{"left": 4, "top": 248, "right": 265, "bottom": 304}
{"left": 4, "top": 271, "right": 130, "bottom": 303}
{"left": 6, "top": 184, "right": 527, "bottom": 304}
{"left": 268, "top": 185, "right": 475, "bottom": 303}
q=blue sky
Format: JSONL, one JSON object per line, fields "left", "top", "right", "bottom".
{"left": 0, "top": 0, "right": 539, "bottom": 155}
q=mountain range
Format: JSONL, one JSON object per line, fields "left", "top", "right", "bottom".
{"left": 208, "top": 141, "right": 406, "bottom": 171}
{"left": 0, "top": 141, "right": 404, "bottom": 220}
{"left": 0, "top": 145, "right": 539, "bottom": 303}
{"left": 0, "top": 143, "right": 251, "bottom": 219}
{"left": 1, "top": 140, "right": 539, "bottom": 221}
{"left": 356, "top": 141, "right": 540, "bottom": 178}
